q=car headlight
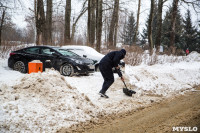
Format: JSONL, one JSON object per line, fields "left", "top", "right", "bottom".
{"left": 71, "top": 59, "right": 83, "bottom": 64}
{"left": 75, "top": 60, "right": 83, "bottom": 64}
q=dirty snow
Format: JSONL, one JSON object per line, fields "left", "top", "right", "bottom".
{"left": 0, "top": 52, "right": 200, "bottom": 132}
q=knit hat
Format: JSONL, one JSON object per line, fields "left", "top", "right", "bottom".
{"left": 120, "top": 49, "right": 126, "bottom": 56}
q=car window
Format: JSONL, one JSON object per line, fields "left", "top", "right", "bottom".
{"left": 66, "top": 49, "right": 85, "bottom": 57}
{"left": 55, "top": 48, "right": 79, "bottom": 57}
{"left": 41, "top": 48, "right": 55, "bottom": 55}
{"left": 24, "top": 47, "right": 40, "bottom": 54}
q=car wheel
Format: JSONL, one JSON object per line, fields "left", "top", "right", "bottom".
{"left": 60, "top": 64, "right": 74, "bottom": 76}
{"left": 13, "top": 61, "right": 27, "bottom": 73}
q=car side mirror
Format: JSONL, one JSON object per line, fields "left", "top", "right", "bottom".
{"left": 83, "top": 55, "right": 87, "bottom": 58}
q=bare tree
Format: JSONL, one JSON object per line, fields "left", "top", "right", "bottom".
{"left": 170, "top": 0, "right": 179, "bottom": 54}
{"left": 0, "top": 0, "right": 23, "bottom": 46}
{"left": 108, "top": 0, "right": 119, "bottom": 46}
{"left": 148, "top": 0, "right": 155, "bottom": 54}
{"left": 71, "top": 0, "right": 87, "bottom": 41}
{"left": 155, "top": 0, "right": 167, "bottom": 52}
{"left": 96, "top": 0, "right": 103, "bottom": 52}
{"left": 0, "top": 8, "right": 6, "bottom": 47}
{"left": 46, "top": 0, "right": 52, "bottom": 45}
{"left": 64, "top": 0, "right": 71, "bottom": 45}
{"left": 25, "top": 15, "right": 35, "bottom": 44}
{"left": 133, "top": 0, "right": 141, "bottom": 44}
{"left": 35, "top": 0, "right": 46, "bottom": 45}
{"left": 87, "top": 0, "right": 96, "bottom": 47}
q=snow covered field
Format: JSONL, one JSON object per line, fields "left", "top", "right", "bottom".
{"left": 0, "top": 52, "right": 200, "bottom": 132}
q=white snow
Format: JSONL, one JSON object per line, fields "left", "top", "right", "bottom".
{"left": 0, "top": 51, "right": 200, "bottom": 132}
{"left": 62, "top": 45, "right": 104, "bottom": 61}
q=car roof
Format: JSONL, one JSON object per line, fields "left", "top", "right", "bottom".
{"left": 26, "top": 45, "right": 59, "bottom": 48}
{"left": 19, "top": 46, "right": 60, "bottom": 51}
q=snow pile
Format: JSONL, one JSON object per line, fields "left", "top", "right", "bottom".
{"left": 0, "top": 70, "right": 99, "bottom": 132}
{"left": 126, "top": 61, "right": 200, "bottom": 96}
{"left": 186, "top": 51, "right": 200, "bottom": 62}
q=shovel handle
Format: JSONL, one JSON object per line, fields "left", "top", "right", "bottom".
{"left": 121, "top": 78, "right": 128, "bottom": 88}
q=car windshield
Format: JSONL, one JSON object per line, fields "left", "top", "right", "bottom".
{"left": 54, "top": 48, "right": 79, "bottom": 57}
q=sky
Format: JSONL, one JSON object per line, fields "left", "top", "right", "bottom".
{"left": 0, "top": 48, "right": 200, "bottom": 132}
{"left": 11, "top": 0, "right": 200, "bottom": 32}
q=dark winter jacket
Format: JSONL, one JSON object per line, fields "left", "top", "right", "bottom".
{"left": 100, "top": 49, "right": 126, "bottom": 68}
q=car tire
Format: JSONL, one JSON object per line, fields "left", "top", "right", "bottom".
{"left": 60, "top": 63, "right": 74, "bottom": 76}
{"left": 13, "top": 60, "right": 27, "bottom": 73}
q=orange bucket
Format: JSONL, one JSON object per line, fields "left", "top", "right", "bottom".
{"left": 28, "top": 62, "right": 43, "bottom": 74}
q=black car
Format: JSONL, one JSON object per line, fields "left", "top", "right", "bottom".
{"left": 8, "top": 46, "right": 95, "bottom": 76}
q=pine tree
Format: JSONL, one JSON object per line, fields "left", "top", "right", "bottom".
{"left": 162, "top": 6, "right": 184, "bottom": 49}
{"left": 121, "top": 13, "right": 137, "bottom": 45}
{"left": 183, "top": 9, "right": 198, "bottom": 52}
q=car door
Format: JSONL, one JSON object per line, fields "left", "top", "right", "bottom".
{"left": 39, "top": 48, "right": 58, "bottom": 70}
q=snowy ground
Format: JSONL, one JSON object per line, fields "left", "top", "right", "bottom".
{"left": 0, "top": 52, "right": 200, "bottom": 132}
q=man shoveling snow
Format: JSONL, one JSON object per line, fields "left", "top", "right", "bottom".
{"left": 98, "top": 49, "right": 126, "bottom": 98}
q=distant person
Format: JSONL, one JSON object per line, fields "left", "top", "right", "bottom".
{"left": 186, "top": 48, "right": 189, "bottom": 55}
{"left": 99, "top": 49, "right": 126, "bottom": 98}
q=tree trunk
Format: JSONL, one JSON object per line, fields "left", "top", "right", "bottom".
{"left": 36, "top": 0, "right": 46, "bottom": 45}
{"left": 114, "top": 23, "right": 118, "bottom": 47}
{"left": 170, "top": 0, "right": 179, "bottom": 54}
{"left": 64, "top": 0, "right": 71, "bottom": 45}
{"left": 96, "top": 0, "right": 102, "bottom": 52}
{"left": 134, "top": 0, "right": 141, "bottom": 44}
{"left": 91, "top": 0, "right": 96, "bottom": 46}
{"left": 87, "top": 0, "right": 91, "bottom": 46}
{"left": 88, "top": 0, "right": 96, "bottom": 47}
{"left": 0, "top": 8, "right": 6, "bottom": 47}
{"left": 155, "top": 0, "right": 164, "bottom": 52}
{"left": 108, "top": 0, "right": 119, "bottom": 46}
{"left": 148, "top": 0, "right": 154, "bottom": 54}
{"left": 46, "top": 0, "right": 52, "bottom": 45}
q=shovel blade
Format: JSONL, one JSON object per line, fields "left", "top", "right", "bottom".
{"left": 123, "top": 88, "right": 136, "bottom": 96}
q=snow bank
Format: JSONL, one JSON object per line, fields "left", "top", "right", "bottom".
{"left": 127, "top": 50, "right": 200, "bottom": 66}
{"left": 0, "top": 70, "right": 99, "bottom": 132}
{"left": 126, "top": 52, "right": 200, "bottom": 96}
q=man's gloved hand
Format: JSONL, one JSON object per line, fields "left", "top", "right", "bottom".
{"left": 115, "top": 66, "right": 123, "bottom": 77}
{"left": 116, "top": 66, "right": 120, "bottom": 69}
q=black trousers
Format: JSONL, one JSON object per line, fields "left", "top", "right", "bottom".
{"left": 99, "top": 63, "right": 114, "bottom": 94}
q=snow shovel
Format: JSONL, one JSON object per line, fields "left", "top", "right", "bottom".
{"left": 121, "top": 78, "right": 136, "bottom": 96}
{"left": 116, "top": 68, "right": 136, "bottom": 96}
